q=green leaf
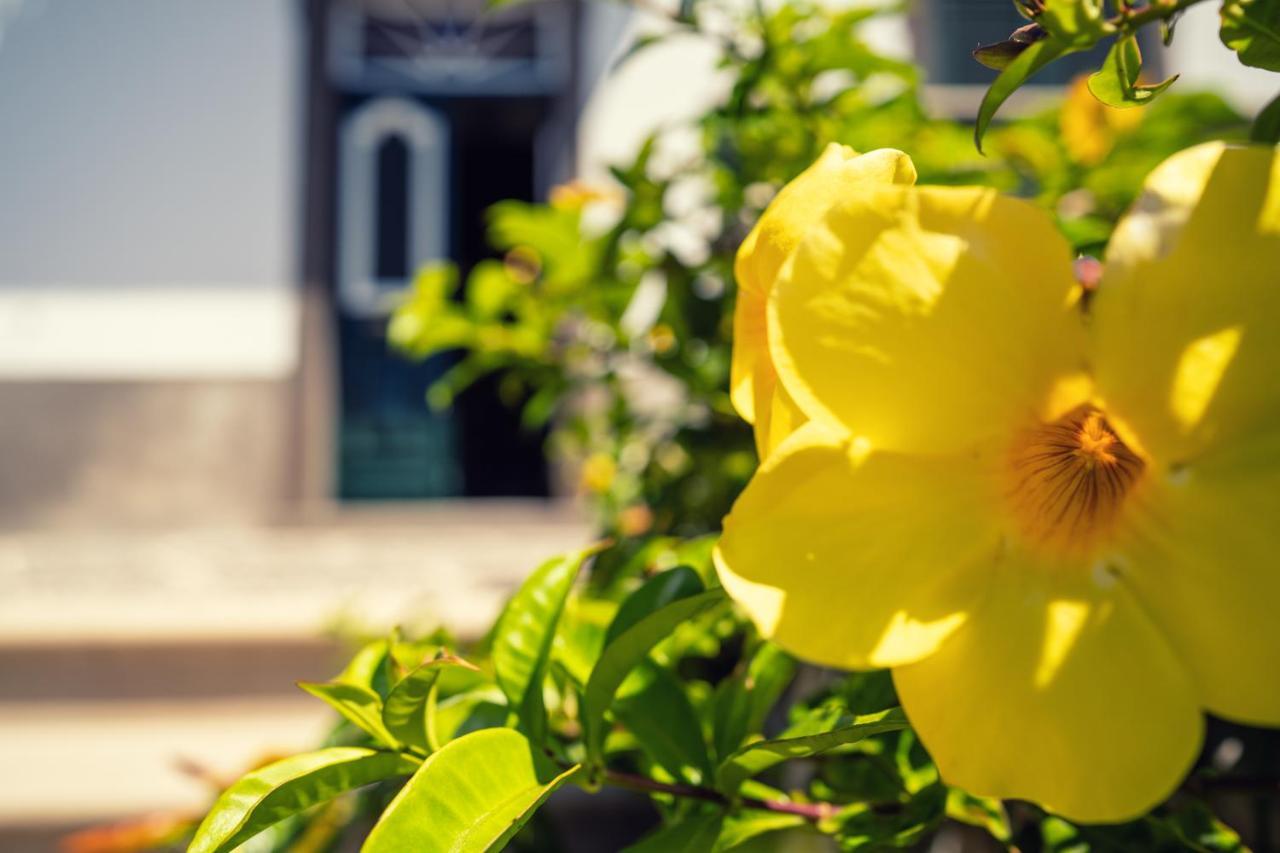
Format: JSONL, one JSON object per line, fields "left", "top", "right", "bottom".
{"left": 381, "top": 653, "right": 478, "bottom": 753}
{"left": 1165, "top": 799, "right": 1246, "bottom": 852}
{"left": 716, "top": 707, "right": 908, "bottom": 795}
{"left": 1252, "top": 90, "right": 1280, "bottom": 142}
{"left": 606, "top": 565, "right": 705, "bottom": 643}
{"left": 582, "top": 576, "right": 724, "bottom": 766}
{"left": 712, "top": 642, "right": 795, "bottom": 764}
{"left": 945, "top": 787, "right": 1011, "bottom": 843}
{"left": 1036, "top": 0, "right": 1112, "bottom": 48}
{"left": 361, "top": 728, "right": 579, "bottom": 853}
{"left": 493, "top": 545, "right": 601, "bottom": 744}
{"left": 298, "top": 681, "right": 398, "bottom": 748}
{"left": 435, "top": 686, "right": 510, "bottom": 742}
{"left": 975, "top": 36, "right": 1071, "bottom": 152}
{"left": 714, "top": 811, "right": 807, "bottom": 851}
{"left": 1222, "top": 0, "right": 1280, "bottom": 71}
{"left": 466, "top": 260, "right": 520, "bottom": 320}
{"left": 615, "top": 662, "right": 714, "bottom": 783}
{"left": 336, "top": 638, "right": 392, "bottom": 692}
{"left": 623, "top": 812, "right": 725, "bottom": 853}
{"left": 189, "top": 748, "right": 417, "bottom": 853}
{"left": 1087, "top": 37, "right": 1178, "bottom": 108}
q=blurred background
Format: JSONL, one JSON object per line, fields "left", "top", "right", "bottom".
{"left": 0, "top": 0, "right": 1272, "bottom": 849}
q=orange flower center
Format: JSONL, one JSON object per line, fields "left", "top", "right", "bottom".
{"left": 1006, "top": 404, "right": 1144, "bottom": 553}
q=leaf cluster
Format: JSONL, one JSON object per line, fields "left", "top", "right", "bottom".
{"left": 971, "top": 0, "right": 1280, "bottom": 146}
{"left": 184, "top": 540, "right": 1257, "bottom": 853}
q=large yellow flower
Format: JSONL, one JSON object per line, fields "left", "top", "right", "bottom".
{"left": 716, "top": 141, "right": 1280, "bottom": 822}
{"left": 731, "top": 143, "right": 917, "bottom": 459}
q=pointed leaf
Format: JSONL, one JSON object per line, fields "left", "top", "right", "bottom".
{"left": 1087, "top": 37, "right": 1178, "bottom": 108}
{"left": 712, "top": 642, "right": 795, "bottom": 764}
{"left": 493, "top": 546, "right": 601, "bottom": 743}
{"left": 298, "top": 681, "right": 397, "bottom": 748}
{"left": 189, "top": 748, "right": 417, "bottom": 853}
{"left": 583, "top": 579, "right": 723, "bottom": 764}
{"left": 362, "top": 728, "right": 579, "bottom": 852}
{"left": 606, "top": 565, "right": 704, "bottom": 644}
{"left": 615, "top": 662, "right": 713, "bottom": 783}
{"left": 337, "top": 638, "right": 393, "bottom": 693}
{"left": 975, "top": 36, "right": 1071, "bottom": 152}
{"left": 716, "top": 707, "right": 908, "bottom": 795}
{"left": 382, "top": 654, "right": 479, "bottom": 752}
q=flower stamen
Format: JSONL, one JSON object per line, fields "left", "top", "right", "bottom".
{"left": 1007, "top": 404, "right": 1144, "bottom": 552}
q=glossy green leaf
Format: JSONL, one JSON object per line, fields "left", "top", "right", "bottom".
{"left": 716, "top": 707, "right": 908, "bottom": 795}
{"left": 1087, "top": 37, "right": 1177, "bottom": 108}
{"left": 361, "top": 728, "right": 579, "bottom": 853}
{"left": 583, "top": 579, "right": 723, "bottom": 765}
{"left": 337, "top": 638, "right": 392, "bottom": 691}
{"left": 381, "top": 653, "right": 478, "bottom": 752}
{"left": 715, "top": 811, "right": 808, "bottom": 851}
{"left": 189, "top": 748, "right": 417, "bottom": 853}
{"left": 606, "top": 565, "right": 704, "bottom": 643}
{"left": 615, "top": 662, "right": 713, "bottom": 783}
{"left": 712, "top": 642, "right": 795, "bottom": 764}
{"left": 298, "top": 681, "right": 398, "bottom": 748}
{"left": 623, "top": 812, "right": 725, "bottom": 853}
{"left": 1222, "top": 0, "right": 1280, "bottom": 71}
{"left": 493, "top": 546, "right": 600, "bottom": 743}
{"left": 434, "top": 686, "right": 510, "bottom": 743}
{"left": 975, "top": 36, "right": 1070, "bottom": 152}
{"left": 1252, "top": 90, "right": 1280, "bottom": 142}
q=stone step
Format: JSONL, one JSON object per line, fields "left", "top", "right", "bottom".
{"left": 0, "top": 697, "right": 332, "bottom": 843}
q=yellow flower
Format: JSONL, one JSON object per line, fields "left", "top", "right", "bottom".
{"left": 731, "top": 143, "right": 917, "bottom": 459}
{"left": 716, "top": 141, "right": 1280, "bottom": 822}
{"left": 1060, "top": 75, "right": 1143, "bottom": 166}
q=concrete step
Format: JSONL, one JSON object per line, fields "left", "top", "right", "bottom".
{"left": 0, "top": 505, "right": 592, "bottom": 851}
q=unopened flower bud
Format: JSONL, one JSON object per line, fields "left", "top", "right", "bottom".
{"left": 973, "top": 23, "right": 1047, "bottom": 70}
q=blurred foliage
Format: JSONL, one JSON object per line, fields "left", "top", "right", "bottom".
{"left": 389, "top": 0, "right": 1246, "bottom": 539}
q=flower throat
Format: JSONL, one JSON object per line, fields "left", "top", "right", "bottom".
{"left": 1007, "top": 404, "right": 1144, "bottom": 552}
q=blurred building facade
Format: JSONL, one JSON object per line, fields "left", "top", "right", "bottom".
{"left": 0, "top": 0, "right": 1270, "bottom": 529}
{"left": 0, "top": 0, "right": 615, "bottom": 526}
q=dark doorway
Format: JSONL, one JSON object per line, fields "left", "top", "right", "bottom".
{"left": 307, "top": 0, "right": 575, "bottom": 501}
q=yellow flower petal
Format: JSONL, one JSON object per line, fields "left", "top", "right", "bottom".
{"left": 770, "top": 185, "right": 1086, "bottom": 454}
{"left": 1093, "top": 143, "right": 1280, "bottom": 465}
{"left": 894, "top": 559, "right": 1202, "bottom": 823}
{"left": 714, "top": 422, "right": 1001, "bottom": 669}
{"left": 751, "top": 372, "right": 807, "bottom": 460}
{"left": 731, "top": 145, "right": 917, "bottom": 435}
{"left": 1118, "top": 430, "right": 1280, "bottom": 726}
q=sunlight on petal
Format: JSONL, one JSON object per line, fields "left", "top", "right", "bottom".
{"left": 1035, "top": 599, "right": 1092, "bottom": 688}
{"left": 1170, "top": 326, "right": 1242, "bottom": 434}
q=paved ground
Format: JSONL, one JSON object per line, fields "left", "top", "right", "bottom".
{"left": 0, "top": 501, "right": 592, "bottom": 850}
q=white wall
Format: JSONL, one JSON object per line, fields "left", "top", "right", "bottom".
{"left": 1164, "top": 3, "right": 1277, "bottom": 112}
{"left": 0, "top": 0, "right": 301, "bottom": 379}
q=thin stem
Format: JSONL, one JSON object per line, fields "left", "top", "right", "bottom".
{"left": 1111, "top": 0, "right": 1204, "bottom": 34}
{"left": 602, "top": 768, "right": 839, "bottom": 821}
